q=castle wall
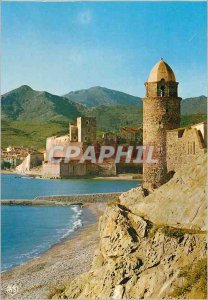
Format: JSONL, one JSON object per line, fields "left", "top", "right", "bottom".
{"left": 116, "top": 163, "right": 142, "bottom": 174}
{"left": 97, "top": 159, "right": 117, "bottom": 176}
{"left": 45, "top": 135, "right": 70, "bottom": 160}
{"left": 77, "top": 117, "right": 96, "bottom": 143}
{"left": 60, "top": 161, "right": 87, "bottom": 177}
{"left": 42, "top": 162, "right": 61, "bottom": 178}
{"left": 41, "top": 159, "right": 116, "bottom": 178}
{"left": 69, "top": 125, "right": 78, "bottom": 142}
{"left": 167, "top": 126, "right": 206, "bottom": 173}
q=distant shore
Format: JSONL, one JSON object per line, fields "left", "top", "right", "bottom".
{"left": 1, "top": 202, "right": 106, "bottom": 300}
{"left": 1, "top": 170, "right": 142, "bottom": 181}
{"left": 93, "top": 174, "right": 142, "bottom": 181}
{"left": 0, "top": 170, "right": 16, "bottom": 174}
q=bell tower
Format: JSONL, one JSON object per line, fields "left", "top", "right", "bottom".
{"left": 142, "top": 59, "right": 181, "bottom": 189}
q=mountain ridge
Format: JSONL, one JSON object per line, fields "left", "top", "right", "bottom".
{"left": 1, "top": 85, "right": 207, "bottom": 126}
{"left": 64, "top": 86, "right": 142, "bottom": 107}
{"left": 1, "top": 85, "right": 206, "bottom": 148}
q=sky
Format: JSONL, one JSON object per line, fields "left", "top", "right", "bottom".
{"left": 2, "top": 1, "right": 207, "bottom": 98}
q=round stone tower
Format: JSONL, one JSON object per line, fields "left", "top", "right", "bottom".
{"left": 142, "top": 59, "right": 181, "bottom": 189}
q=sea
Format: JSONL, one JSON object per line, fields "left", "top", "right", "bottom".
{"left": 1, "top": 174, "right": 139, "bottom": 271}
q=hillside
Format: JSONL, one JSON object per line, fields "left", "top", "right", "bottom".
{"left": 86, "top": 105, "right": 143, "bottom": 131}
{"left": 64, "top": 86, "right": 142, "bottom": 107}
{"left": 2, "top": 85, "right": 207, "bottom": 122}
{"left": 1, "top": 120, "right": 69, "bottom": 149}
{"left": 53, "top": 155, "right": 207, "bottom": 299}
{"left": 1, "top": 85, "right": 86, "bottom": 122}
{"left": 181, "top": 95, "right": 207, "bottom": 115}
{"left": 1, "top": 85, "right": 207, "bottom": 148}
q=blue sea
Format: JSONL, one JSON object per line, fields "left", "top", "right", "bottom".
{"left": 1, "top": 174, "right": 139, "bottom": 271}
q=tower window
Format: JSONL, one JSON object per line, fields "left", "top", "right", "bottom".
{"left": 160, "top": 85, "right": 165, "bottom": 97}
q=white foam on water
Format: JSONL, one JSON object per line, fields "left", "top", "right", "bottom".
{"left": 61, "top": 205, "right": 83, "bottom": 239}
{"left": 2, "top": 205, "right": 83, "bottom": 272}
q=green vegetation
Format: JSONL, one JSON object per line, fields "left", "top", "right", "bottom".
{"left": 181, "top": 95, "right": 207, "bottom": 115}
{"left": 1, "top": 161, "right": 12, "bottom": 170}
{"left": 87, "top": 105, "right": 143, "bottom": 132}
{"left": 148, "top": 224, "right": 205, "bottom": 240}
{"left": 2, "top": 113, "right": 206, "bottom": 149}
{"left": 171, "top": 258, "right": 207, "bottom": 299}
{"left": 1, "top": 85, "right": 207, "bottom": 148}
{"left": 64, "top": 86, "right": 142, "bottom": 107}
{"left": 1, "top": 85, "right": 86, "bottom": 122}
{"left": 1, "top": 120, "right": 69, "bottom": 149}
{"left": 180, "top": 114, "right": 207, "bottom": 127}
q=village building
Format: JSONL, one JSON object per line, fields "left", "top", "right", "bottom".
{"left": 1, "top": 146, "right": 39, "bottom": 169}
{"left": 166, "top": 121, "right": 207, "bottom": 173}
{"left": 1, "top": 154, "right": 26, "bottom": 169}
{"left": 102, "top": 132, "right": 117, "bottom": 145}
{"left": 118, "top": 127, "right": 142, "bottom": 144}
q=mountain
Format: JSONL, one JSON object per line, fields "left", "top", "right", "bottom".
{"left": 64, "top": 86, "right": 142, "bottom": 107}
{"left": 2, "top": 86, "right": 206, "bottom": 123}
{"left": 181, "top": 95, "right": 207, "bottom": 115}
{"left": 1, "top": 85, "right": 207, "bottom": 148}
{"left": 1, "top": 85, "right": 86, "bottom": 122}
{"left": 86, "top": 105, "right": 143, "bottom": 132}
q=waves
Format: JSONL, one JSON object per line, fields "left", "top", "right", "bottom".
{"left": 1, "top": 205, "right": 83, "bottom": 272}
{"left": 59, "top": 205, "right": 83, "bottom": 239}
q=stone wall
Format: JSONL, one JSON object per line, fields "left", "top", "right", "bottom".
{"left": 142, "top": 96, "right": 181, "bottom": 188}
{"left": 97, "top": 159, "right": 117, "bottom": 176}
{"left": 116, "top": 162, "right": 142, "bottom": 174}
{"left": 41, "top": 159, "right": 117, "bottom": 178}
{"left": 42, "top": 162, "right": 61, "bottom": 178}
{"left": 35, "top": 192, "right": 122, "bottom": 203}
{"left": 16, "top": 153, "right": 44, "bottom": 173}
{"left": 77, "top": 117, "right": 96, "bottom": 143}
{"left": 69, "top": 125, "right": 78, "bottom": 142}
{"left": 45, "top": 135, "right": 70, "bottom": 160}
{"left": 167, "top": 126, "right": 206, "bottom": 173}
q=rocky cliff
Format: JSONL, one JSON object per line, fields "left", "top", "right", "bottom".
{"left": 53, "top": 155, "right": 207, "bottom": 299}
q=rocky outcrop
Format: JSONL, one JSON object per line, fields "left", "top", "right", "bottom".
{"left": 52, "top": 155, "right": 207, "bottom": 299}
{"left": 120, "top": 154, "right": 206, "bottom": 231}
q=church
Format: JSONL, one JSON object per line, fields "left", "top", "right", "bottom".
{"left": 142, "top": 59, "right": 207, "bottom": 189}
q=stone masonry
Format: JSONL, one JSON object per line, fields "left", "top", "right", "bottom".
{"left": 142, "top": 59, "right": 181, "bottom": 189}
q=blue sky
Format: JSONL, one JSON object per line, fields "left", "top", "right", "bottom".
{"left": 2, "top": 1, "right": 207, "bottom": 98}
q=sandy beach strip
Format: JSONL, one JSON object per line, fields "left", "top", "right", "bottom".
{"left": 1, "top": 202, "right": 106, "bottom": 300}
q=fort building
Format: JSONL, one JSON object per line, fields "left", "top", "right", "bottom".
{"left": 118, "top": 127, "right": 142, "bottom": 144}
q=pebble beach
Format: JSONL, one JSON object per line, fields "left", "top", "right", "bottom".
{"left": 1, "top": 203, "right": 106, "bottom": 299}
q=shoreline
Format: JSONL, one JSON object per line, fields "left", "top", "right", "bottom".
{"left": 1, "top": 171, "right": 142, "bottom": 181}
{"left": 1, "top": 202, "right": 106, "bottom": 299}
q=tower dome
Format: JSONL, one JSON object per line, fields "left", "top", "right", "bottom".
{"left": 147, "top": 59, "right": 176, "bottom": 82}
